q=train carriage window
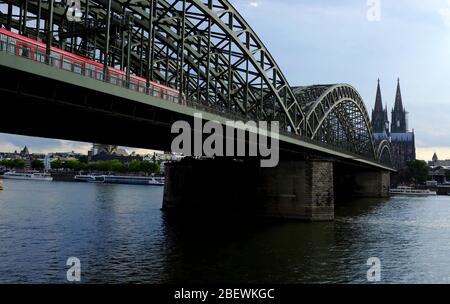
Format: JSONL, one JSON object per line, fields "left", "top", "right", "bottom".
{"left": 49, "top": 51, "right": 60, "bottom": 66}
{"left": 73, "top": 63, "right": 82, "bottom": 74}
{"left": 138, "top": 81, "right": 146, "bottom": 93}
{"left": 0, "top": 34, "right": 5, "bottom": 51}
{"left": 120, "top": 75, "right": 127, "bottom": 87}
{"left": 96, "top": 71, "right": 103, "bottom": 80}
{"left": 85, "top": 64, "right": 95, "bottom": 78}
{"left": 153, "top": 88, "right": 161, "bottom": 97}
{"left": 7, "top": 37, "right": 16, "bottom": 53}
{"left": 85, "top": 68, "right": 94, "bottom": 78}
{"left": 19, "top": 46, "right": 30, "bottom": 58}
{"left": 36, "top": 52, "right": 45, "bottom": 62}
{"left": 109, "top": 75, "right": 117, "bottom": 85}
{"left": 111, "top": 74, "right": 121, "bottom": 86}
{"left": 52, "top": 57, "right": 60, "bottom": 67}
{"left": 62, "top": 59, "right": 72, "bottom": 71}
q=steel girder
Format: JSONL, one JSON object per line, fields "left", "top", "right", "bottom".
{"left": 0, "top": 0, "right": 305, "bottom": 133}
{"left": 0, "top": 1, "right": 392, "bottom": 162}
{"left": 293, "top": 84, "right": 377, "bottom": 159}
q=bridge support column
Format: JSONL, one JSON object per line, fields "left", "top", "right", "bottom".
{"left": 256, "top": 160, "right": 334, "bottom": 221}
{"left": 334, "top": 164, "right": 391, "bottom": 199}
{"left": 352, "top": 171, "right": 390, "bottom": 198}
{"left": 163, "top": 159, "right": 334, "bottom": 221}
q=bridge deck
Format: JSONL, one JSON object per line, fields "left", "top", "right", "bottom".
{"left": 0, "top": 50, "right": 395, "bottom": 172}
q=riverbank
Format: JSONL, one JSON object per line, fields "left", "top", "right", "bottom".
{"left": 417, "top": 184, "right": 450, "bottom": 196}
{"left": 0, "top": 170, "right": 164, "bottom": 184}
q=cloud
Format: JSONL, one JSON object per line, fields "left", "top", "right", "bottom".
{"left": 0, "top": 142, "right": 21, "bottom": 153}
{"left": 0, "top": 133, "right": 162, "bottom": 156}
{"left": 248, "top": 1, "right": 260, "bottom": 8}
{"left": 0, "top": 133, "right": 92, "bottom": 154}
{"left": 439, "top": 0, "right": 450, "bottom": 26}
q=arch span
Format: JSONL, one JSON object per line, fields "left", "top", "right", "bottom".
{"left": 377, "top": 139, "right": 393, "bottom": 166}
{"left": 293, "top": 84, "right": 377, "bottom": 159}
{"left": 0, "top": 1, "right": 393, "bottom": 164}
{"left": 0, "top": 0, "right": 305, "bottom": 132}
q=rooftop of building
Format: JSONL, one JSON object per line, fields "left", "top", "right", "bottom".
{"left": 390, "top": 132, "right": 414, "bottom": 142}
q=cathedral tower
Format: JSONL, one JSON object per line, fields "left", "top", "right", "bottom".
{"left": 371, "top": 79, "right": 389, "bottom": 137}
{"left": 391, "top": 78, "right": 407, "bottom": 133}
{"left": 389, "top": 78, "right": 416, "bottom": 169}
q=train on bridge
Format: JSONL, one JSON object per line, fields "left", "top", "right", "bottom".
{"left": 0, "top": 28, "right": 180, "bottom": 102}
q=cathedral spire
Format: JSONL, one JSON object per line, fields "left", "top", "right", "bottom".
{"left": 374, "top": 78, "right": 383, "bottom": 112}
{"left": 372, "top": 79, "right": 389, "bottom": 134}
{"left": 394, "top": 77, "right": 404, "bottom": 112}
{"left": 389, "top": 78, "right": 416, "bottom": 170}
{"left": 391, "top": 78, "right": 407, "bottom": 133}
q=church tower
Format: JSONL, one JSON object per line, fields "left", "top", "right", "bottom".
{"left": 391, "top": 78, "right": 407, "bottom": 133}
{"left": 371, "top": 79, "right": 389, "bottom": 138}
{"left": 389, "top": 78, "right": 416, "bottom": 169}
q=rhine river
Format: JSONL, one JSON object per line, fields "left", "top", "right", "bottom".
{"left": 1, "top": 179, "right": 450, "bottom": 283}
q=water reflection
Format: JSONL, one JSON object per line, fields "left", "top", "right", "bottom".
{"left": 0, "top": 179, "right": 450, "bottom": 283}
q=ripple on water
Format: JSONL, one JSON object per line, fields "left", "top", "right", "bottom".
{"left": 1, "top": 180, "right": 450, "bottom": 283}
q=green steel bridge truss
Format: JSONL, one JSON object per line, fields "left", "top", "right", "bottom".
{"left": 0, "top": 0, "right": 392, "bottom": 166}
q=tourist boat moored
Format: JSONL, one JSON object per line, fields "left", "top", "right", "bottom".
{"left": 74, "top": 175, "right": 105, "bottom": 183}
{"left": 75, "top": 174, "right": 164, "bottom": 186}
{"left": 103, "top": 175, "right": 165, "bottom": 186}
{"left": 390, "top": 186, "right": 437, "bottom": 196}
{"left": 2, "top": 171, "right": 53, "bottom": 181}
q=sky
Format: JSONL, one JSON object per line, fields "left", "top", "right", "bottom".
{"left": 1, "top": 0, "right": 449, "bottom": 160}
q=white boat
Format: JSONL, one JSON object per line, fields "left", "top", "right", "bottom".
{"left": 74, "top": 175, "right": 105, "bottom": 183}
{"left": 2, "top": 171, "right": 53, "bottom": 181}
{"left": 390, "top": 186, "right": 437, "bottom": 196}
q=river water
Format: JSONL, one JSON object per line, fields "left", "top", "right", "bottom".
{"left": 0, "top": 179, "right": 450, "bottom": 283}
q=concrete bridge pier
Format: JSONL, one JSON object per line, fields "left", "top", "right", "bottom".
{"left": 351, "top": 171, "right": 391, "bottom": 198}
{"left": 333, "top": 164, "right": 391, "bottom": 200}
{"left": 255, "top": 160, "right": 334, "bottom": 221}
{"left": 163, "top": 159, "right": 392, "bottom": 221}
{"left": 163, "top": 158, "right": 335, "bottom": 221}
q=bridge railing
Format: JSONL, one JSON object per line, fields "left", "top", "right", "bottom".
{"left": 0, "top": 40, "right": 272, "bottom": 123}
{"left": 0, "top": 40, "right": 388, "bottom": 167}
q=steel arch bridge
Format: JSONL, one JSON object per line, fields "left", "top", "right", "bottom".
{"left": 377, "top": 139, "right": 393, "bottom": 167}
{"left": 0, "top": 0, "right": 392, "bottom": 166}
{"left": 292, "top": 84, "right": 377, "bottom": 160}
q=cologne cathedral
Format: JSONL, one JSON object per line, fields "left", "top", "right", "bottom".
{"left": 371, "top": 79, "right": 416, "bottom": 169}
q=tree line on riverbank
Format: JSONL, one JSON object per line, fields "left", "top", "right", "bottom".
{"left": 0, "top": 159, "right": 27, "bottom": 169}
{"left": 0, "top": 159, "right": 160, "bottom": 174}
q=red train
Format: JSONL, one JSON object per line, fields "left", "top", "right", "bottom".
{"left": 0, "top": 28, "right": 180, "bottom": 102}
